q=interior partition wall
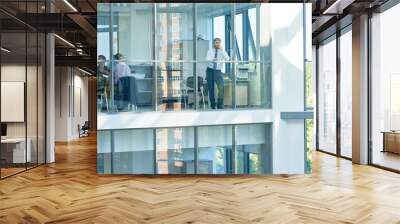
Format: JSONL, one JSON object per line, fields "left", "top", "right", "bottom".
{"left": 0, "top": 2, "right": 47, "bottom": 179}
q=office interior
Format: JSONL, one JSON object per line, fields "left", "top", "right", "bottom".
{"left": 315, "top": 0, "right": 400, "bottom": 172}
{"left": 97, "top": 3, "right": 310, "bottom": 175}
{"left": 0, "top": 1, "right": 96, "bottom": 179}
{"left": 0, "top": 0, "right": 399, "bottom": 178}
{"left": 97, "top": 3, "right": 274, "bottom": 113}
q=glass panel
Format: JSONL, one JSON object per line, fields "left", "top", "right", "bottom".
{"left": 27, "top": 31, "right": 38, "bottom": 168}
{"left": 234, "top": 61, "right": 268, "bottom": 108}
{"left": 193, "top": 62, "right": 233, "bottom": 110}
{"left": 38, "top": 33, "right": 46, "bottom": 165}
{"left": 371, "top": 4, "right": 400, "bottom": 171}
{"left": 340, "top": 28, "right": 352, "bottom": 158}
{"left": 235, "top": 124, "right": 270, "bottom": 174}
{"left": 197, "top": 3, "right": 233, "bottom": 110}
{"left": 156, "top": 127, "right": 194, "bottom": 174}
{"left": 306, "top": 119, "right": 313, "bottom": 173}
{"left": 97, "top": 131, "right": 111, "bottom": 174}
{"left": 1, "top": 28, "right": 27, "bottom": 177}
{"left": 114, "top": 3, "right": 154, "bottom": 112}
{"left": 157, "top": 61, "right": 195, "bottom": 111}
{"left": 113, "top": 129, "right": 154, "bottom": 174}
{"left": 198, "top": 125, "right": 232, "bottom": 174}
{"left": 97, "top": 3, "right": 112, "bottom": 113}
{"left": 156, "top": 3, "right": 194, "bottom": 111}
{"left": 318, "top": 36, "right": 337, "bottom": 154}
{"left": 235, "top": 13, "right": 243, "bottom": 60}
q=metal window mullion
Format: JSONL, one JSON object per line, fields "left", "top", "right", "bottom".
{"left": 336, "top": 29, "right": 341, "bottom": 157}
{"left": 231, "top": 125, "right": 236, "bottom": 174}
{"left": 193, "top": 4, "right": 198, "bottom": 110}
{"left": 243, "top": 11, "right": 248, "bottom": 61}
{"left": 109, "top": 3, "right": 115, "bottom": 112}
{"left": 367, "top": 12, "right": 373, "bottom": 165}
{"left": 25, "top": 10, "right": 28, "bottom": 171}
{"left": 153, "top": 128, "right": 157, "bottom": 174}
{"left": 302, "top": 3, "right": 307, "bottom": 173}
{"left": 315, "top": 45, "right": 320, "bottom": 150}
{"left": 231, "top": 4, "right": 236, "bottom": 109}
{"left": 152, "top": 4, "right": 157, "bottom": 111}
{"left": 194, "top": 126, "right": 198, "bottom": 174}
{"left": 110, "top": 130, "right": 115, "bottom": 174}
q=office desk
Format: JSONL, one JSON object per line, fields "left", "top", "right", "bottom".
{"left": 1, "top": 138, "right": 31, "bottom": 164}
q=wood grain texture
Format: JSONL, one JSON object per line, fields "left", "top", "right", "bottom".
{"left": 1, "top": 134, "right": 400, "bottom": 224}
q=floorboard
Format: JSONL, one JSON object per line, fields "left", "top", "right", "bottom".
{"left": 1, "top": 134, "right": 400, "bottom": 224}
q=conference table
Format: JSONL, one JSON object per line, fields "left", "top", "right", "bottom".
{"left": 1, "top": 138, "right": 31, "bottom": 164}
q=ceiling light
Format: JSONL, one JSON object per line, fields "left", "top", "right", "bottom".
{"left": 54, "top": 34, "right": 75, "bottom": 48}
{"left": 1, "top": 47, "right": 11, "bottom": 53}
{"left": 322, "top": 0, "right": 354, "bottom": 15}
{"left": 63, "top": 0, "right": 78, "bottom": 12}
{"left": 78, "top": 67, "right": 93, "bottom": 76}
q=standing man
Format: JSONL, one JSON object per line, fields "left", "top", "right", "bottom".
{"left": 206, "top": 38, "right": 230, "bottom": 109}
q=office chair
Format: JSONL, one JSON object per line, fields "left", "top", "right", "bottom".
{"left": 79, "top": 121, "right": 90, "bottom": 138}
{"left": 186, "top": 76, "right": 206, "bottom": 109}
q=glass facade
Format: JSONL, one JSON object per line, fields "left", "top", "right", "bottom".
{"left": 317, "top": 36, "right": 337, "bottom": 155}
{"left": 97, "top": 3, "right": 309, "bottom": 175}
{"left": 370, "top": 4, "right": 400, "bottom": 171}
{"left": 0, "top": 1, "right": 46, "bottom": 179}
{"left": 98, "top": 124, "right": 272, "bottom": 174}
{"left": 339, "top": 28, "right": 352, "bottom": 158}
{"left": 97, "top": 3, "right": 274, "bottom": 113}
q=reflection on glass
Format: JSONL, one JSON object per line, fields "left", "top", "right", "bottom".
{"left": 1, "top": 31, "right": 27, "bottom": 177}
{"left": 113, "top": 129, "right": 154, "bottom": 174}
{"left": 318, "top": 37, "right": 337, "bottom": 154}
{"left": 235, "top": 124, "right": 269, "bottom": 174}
{"left": 157, "top": 62, "right": 193, "bottom": 111}
{"left": 340, "top": 29, "right": 352, "bottom": 158}
{"left": 97, "top": 131, "right": 111, "bottom": 174}
{"left": 371, "top": 4, "right": 400, "bottom": 171}
{"left": 156, "top": 127, "right": 194, "bottom": 174}
{"left": 198, "top": 125, "right": 232, "bottom": 174}
{"left": 156, "top": 3, "right": 194, "bottom": 111}
{"left": 27, "top": 31, "right": 38, "bottom": 169}
{"left": 196, "top": 62, "right": 233, "bottom": 110}
{"left": 235, "top": 62, "right": 268, "bottom": 108}
{"left": 97, "top": 3, "right": 276, "bottom": 113}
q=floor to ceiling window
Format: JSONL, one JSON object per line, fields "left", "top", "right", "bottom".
{"left": 370, "top": 3, "right": 400, "bottom": 171}
{"left": 339, "top": 26, "right": 352, "bottom": 159}
{"left": 317, "top": 35, "right": 337, "bottom": 155}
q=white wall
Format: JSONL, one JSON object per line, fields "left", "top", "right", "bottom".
{"left": 270, "top": 4, "right": 305, "bottom": 173}
{"left": 55, "top": 67, "right": 89, "bottom": 141}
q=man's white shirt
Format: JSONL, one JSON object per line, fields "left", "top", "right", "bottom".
{"left": 206, "top": 48, "right": 230, "bottom": 70}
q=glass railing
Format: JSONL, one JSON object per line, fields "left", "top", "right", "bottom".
{"left": 97, "top": 60, "right": 271, "bottom": 113}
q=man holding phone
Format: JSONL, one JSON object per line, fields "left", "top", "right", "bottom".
{"left": 206, "top": 38, "right": 230, "bottom": 109}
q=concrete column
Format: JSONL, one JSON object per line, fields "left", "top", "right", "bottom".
{"left": 352, "top": 14, "right": 369, "bottom": 164}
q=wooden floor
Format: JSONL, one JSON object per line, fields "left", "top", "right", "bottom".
{"left": 1, "top": 135, "right": 400, "bottom": 224}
